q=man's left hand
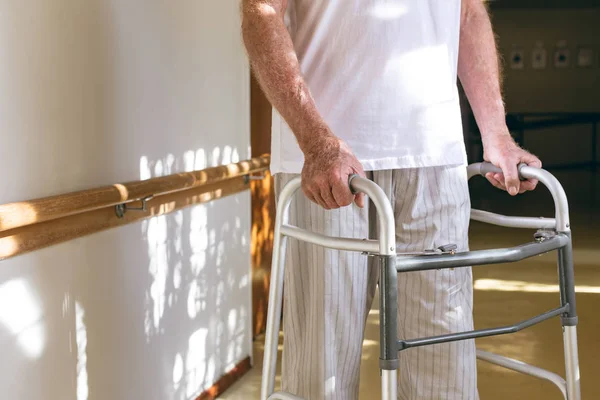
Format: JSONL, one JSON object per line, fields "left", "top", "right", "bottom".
{"left": 482, "top": 133, "right": 542, "bottom": 196}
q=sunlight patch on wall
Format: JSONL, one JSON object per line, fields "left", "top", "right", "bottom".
{"left": 140, "top": 153, "right": 176, "bottom": 180}
{"left": 216, "top": 281, "right": 225, "bottom": 308}
{"left": 189, "top": 205, "right": 208, "bottom": 276}
{"left": 0, "top": 279, "right": 45, "bottom": 358}
{"left": 227, "top": 308, "right": 238, "bottom": 337}
{"left": 75, "top": 302, "right": 89, "bottom": 400}
{"left": 238, "top": 273, "right": 249, "bottom": 289}
{"left": 222, "top": 146, "right": 232, "bottom": 165}
{"left": 187, "top": 280, "right": 202, "bottom": 319}
{"left": 194, "top": 149, "right": 206, "bottom": 171}
{"left": 211, "top": 148, "right": 220, "bottom": 167}
{"left": 140, "top": 156, "right": 152, "bottom": 180}
{"left": 173, "top": 211, "right": 184, "bottom": 255}
{"left": 144, "top": 214, "right": 169, "bottom": 337}
{"left": 62, "top": 293, "right": 71, "bottom": 318}
{"left": 154, "top": 159, "right": 164, "bottom": 176}
{"left": 173, "top": 261, "right": 182, "bottom": 290}
{"left": 172, "top": 353, "right": 184, "bottom": 390}
{"left": 183, "top": 151, "right": 195, "bottom": 173}
{"left": 0, "top": 236, "right": 18, "bottom": 260}
{"left": 185, "top": 327, "right": 213, "bottom": 398}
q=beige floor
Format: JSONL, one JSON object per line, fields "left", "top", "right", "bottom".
{"left": 222, "top": 169, "right": 600, "bottom": 399}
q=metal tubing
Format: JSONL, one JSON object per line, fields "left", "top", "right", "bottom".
{"left": 557, "top": 233, "right": 581, "bottom": 399}
{"left": 558, "top": 234, "right": 578, "bottom": 325}
{"left": 378, "top": 256, "right": 399, "bottom": 370}
{"left": 271, "top": 176, "right": 395, "bottom": 256}
{"left": 564, "top": 326, "right": 582, "bottom": 400}
{"left": 476, "top": 350, "right": 567, "bottom": 399}
{"left": 280, "top": 224, "right": 379, "bottom": 254}
{"left": 521, "top": 165, "right": 571, "bottom": 232}
{"left": 471, "top": 209, "right": 556, "bottom": 229}
{"left": 261, "top": 175, "right": 396, "bottom": 399}
{"left": 467, "top": 162, "right": 571, "bottom": 231}
{"left": 261, "top": 233, "right": 288, "bottom": 400}
{"left": 263, "top": 166, "right": 578, "bottom": 400}
{"left": 349, "top": 175, "right": 396, "bottom": 255}
{"left": 261, "top": 178, "right": 298, "bottom": 400}
{"left": 381, "top": 370, "right": 398, "bottom": 400}
{"left": 396, "top": 234, "right": 569, "bottom": 272}
{"left": 397, "top": 305, "right": 568, "bottom": 350}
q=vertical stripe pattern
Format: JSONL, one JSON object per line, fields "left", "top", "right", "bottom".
{"left": 274, "top": 165, "right": 478, "bottom": 400}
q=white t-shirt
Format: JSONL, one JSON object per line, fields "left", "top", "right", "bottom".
{"left": 270, "top": 0, "right": 468, "bottom": 174}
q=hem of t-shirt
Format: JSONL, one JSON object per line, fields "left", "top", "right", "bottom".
{"left": 269, "top": 152, "right": 468, "bottom": 175}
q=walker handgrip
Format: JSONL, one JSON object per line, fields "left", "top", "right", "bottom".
{"left": 478, "top": 162, "right": 528, "bottom": 181}
{"left": 467, "top": 162, "right": 570, "bottom": 232}
{"left": 346, "top": 174, "right": 396, "bottom": 255}
{"left": 479, "top": 163, "right": 503, "bottom": 176}
{"left": 348, "top": 174, "right": 359, "bottom": 195}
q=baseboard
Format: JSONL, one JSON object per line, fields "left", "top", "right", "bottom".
{"left": 196, "top": 357, "right": 252, "bottom": 400}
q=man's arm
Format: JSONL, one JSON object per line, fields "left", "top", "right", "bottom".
{"left": 458, "top": 0, "right": 541, "bottom": 195}
{"left": 241, "top": 0, "right": 365, "bottom": 209}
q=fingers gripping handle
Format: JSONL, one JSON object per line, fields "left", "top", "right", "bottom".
{"left": 347, "top": 174, "right": 396, "bottom": 255}
{"left": 468, "top": 162, "right": 570, "bottom": 232}
{"left": 478, "top": 162, "right": 528, "bottom": 181}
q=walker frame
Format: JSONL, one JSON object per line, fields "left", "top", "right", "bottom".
{"left": 261, "top": 162, "right": 581, "bottom": 400}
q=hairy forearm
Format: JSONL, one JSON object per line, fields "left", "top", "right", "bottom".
{"left": 241, "top": 1, "right": 333, "bottom": 154}
{"left": 458, "top": 1, "right": 511, "bottom": 145}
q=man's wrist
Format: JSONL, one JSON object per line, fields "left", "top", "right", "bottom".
{"left": 481, "top": 126, "right": 514, "bottom": 147}
{"left": 297, "top": 123, "right": 338, "bottom": 156}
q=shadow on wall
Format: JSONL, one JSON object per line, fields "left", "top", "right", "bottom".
{"left": 138, "top": 147, "right": 251, "bottom": 399}
{"left": 0, "top": 147, "right": 251, "bottom": 400}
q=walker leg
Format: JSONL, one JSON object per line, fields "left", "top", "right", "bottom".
{"left": 381, "top": 370, "right": 398, "bottom": 400}
{"left": 557, "top": 235, "right": 581, "bottom": 400}
{"left": 476, "top": 349, "right": 567, "bottom": 398}
{"left": 378, "top": 255, "right": 399, "bottom": 400}
{"left": 261, "top": 229, "right": 288, "bottom": 400}
{"left": 563, "top": 326, "right": 581, "bottom": 400}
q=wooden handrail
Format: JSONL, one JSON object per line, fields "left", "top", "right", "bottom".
{"left": 0, "top": 177, "right": 253, "bottom": 261}
{"left": 0, "top": 155, "right": 271, "bottom": 261}
{"left": 0, "top": 155, "right": 270, "bottom": 233}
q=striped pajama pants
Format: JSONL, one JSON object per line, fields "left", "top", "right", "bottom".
{"left": 274, "top": 165, "right": 479, "bottom": 400}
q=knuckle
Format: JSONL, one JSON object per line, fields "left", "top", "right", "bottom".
{"left": 329, "top": 170, "right": 342, "bottom": 180}
{"left": 317, "top": 177, "right": 330, "bottom": 188}
{"left": 310, "top": 175, "right": 322, "bottom": 185}
{"left": 339, "top": 197, "right": 352, "bottom": 207}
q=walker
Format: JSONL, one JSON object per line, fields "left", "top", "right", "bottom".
{"left": 261, "top": 162, "right": 581, "bottom": 400}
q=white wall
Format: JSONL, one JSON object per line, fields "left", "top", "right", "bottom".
{"left": 0, "top": 1, "right": 251, "bottom": 399}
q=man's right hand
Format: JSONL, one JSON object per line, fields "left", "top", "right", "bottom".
{"left": 241, "top": 1, "right": 364, "bottom": 209}
{"left": 301, "top": 135, "right": 366, "bottom": 210}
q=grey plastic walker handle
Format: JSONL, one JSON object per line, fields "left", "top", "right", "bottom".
{"left": 467, "top": 162, "right": 570, "bottom": 232}
{"left": 478, "top": 162, "right": 527, "bottom": 181}
{"left": 348, "top": 174, "right": 359, "bottom": 195}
